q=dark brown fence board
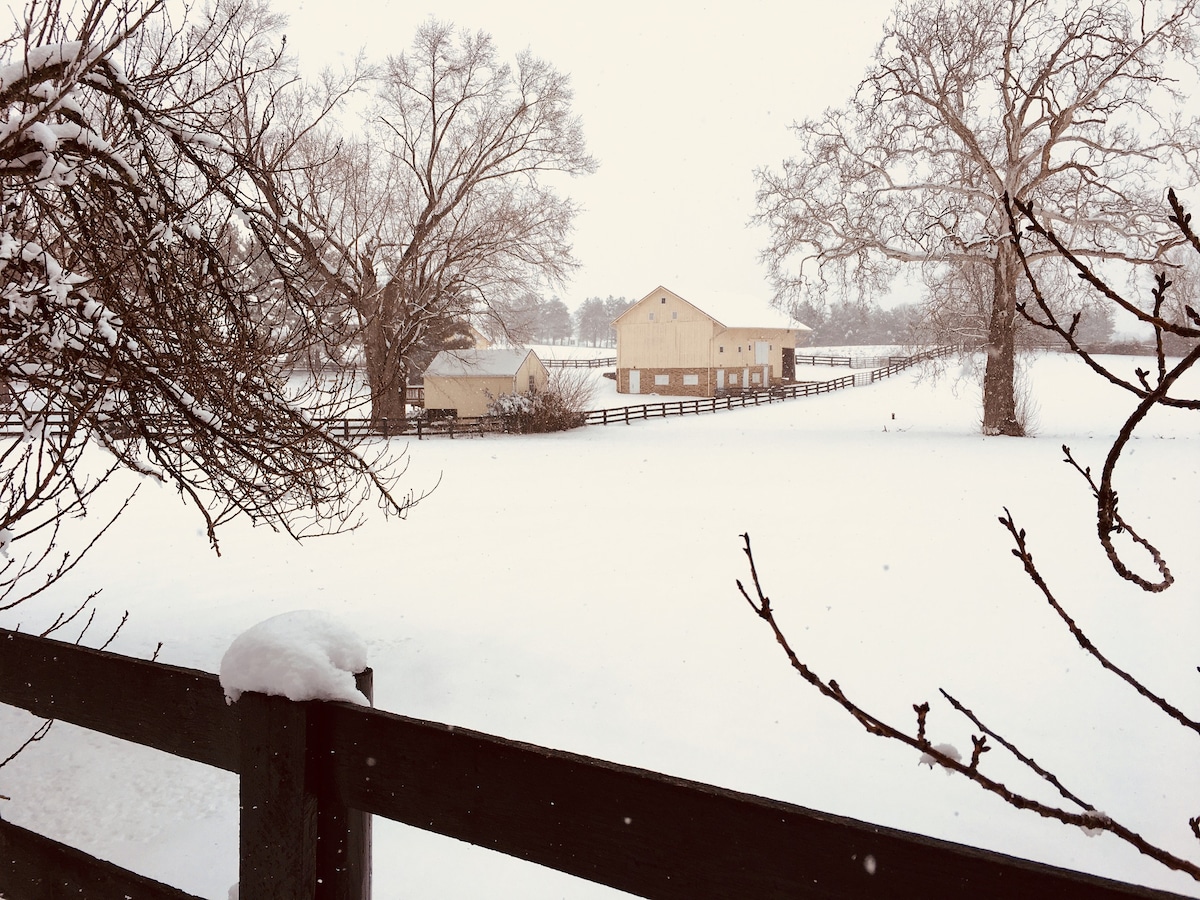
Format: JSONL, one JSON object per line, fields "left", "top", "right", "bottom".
{"left": 310, "top": 669, "right": 375, "bottom": 900}
{"left": 0, "top": 819, "right": 203, "bottom": 900}
{"left": 0, "top": 629, "right": 237, "bottom": 771}
{"left": 545, "top": 357, "right": 617, "bottom": 368}
{"left": 319, "top": 705, "right": 1186, "bottom": 900}
{"left": 239, "top": 691, "right": 319, "bottom": 899}
{"left": 2, "top": 621, "right": 1191, "bottom": 900}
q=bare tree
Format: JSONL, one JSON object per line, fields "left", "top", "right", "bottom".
{"left": 0, "top": 0, "right": 418, "bottom": 632}
{"left": 274, "top": 20, "right": 596, "bottom": 425}
{"left": 754, "top": 0, "right": 1199, "bottom": 435}
{"left": 736, "top": 190, "right": 1200, "bottom": 884}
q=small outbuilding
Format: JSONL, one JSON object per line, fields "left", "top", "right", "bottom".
{"left": 422, "top": 348, "right": 549, "bottom": 418}
{"left": 613, "top": 286, "right": 812, "bottom": 396}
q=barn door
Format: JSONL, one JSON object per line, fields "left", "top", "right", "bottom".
{"left": 716, "top": 369, "right": 725, "bottom": 392}
{"left": 628, "top": 369, "right": 641, "bottom": 394}
{"left": 755, "top": 341, "right": 769, "bottom": 364}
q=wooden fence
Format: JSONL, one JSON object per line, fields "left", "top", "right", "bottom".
{"left": 0, "top": 348, "right": 954, "bottom": 444}
{"left": 582, "top": 376, "right": 855, "bottom": 425}
{"left": 325, "top": 415, "right": 490, "bottom": 441}
{"left": 0, "top": 627, "right": 1190, "bottom": 900}
{"left": 583, "top": 346, "right": 954, "bottom": 426}
{"left": 543, "top": 356, "right": 616, "bottom": 368}
{"left": 794, "top": 354, "right": 912, "bottom": 369}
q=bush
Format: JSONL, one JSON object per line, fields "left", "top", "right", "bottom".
{"left": 486, "top": 369, "right": 594, "bottom": 433}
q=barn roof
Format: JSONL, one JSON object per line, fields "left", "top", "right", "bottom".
{"left": 424, "top": 348, "right": 539, "bottom": 378}
{"left": 613, "top": 285, "right": 809, "bottom": 332}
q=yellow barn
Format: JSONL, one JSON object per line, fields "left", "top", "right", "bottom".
{"left": 613, "top": 286, "right": 811, "bottom": 397}
{"left": 422, "top": 348, "right": 549, "bottom": 418}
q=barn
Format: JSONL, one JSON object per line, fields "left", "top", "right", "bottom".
{"left": 612, "top": 286, "right": 811, "bottom": 397}
{"left": 422, "top": 348, "right": 550, "bottom": 418}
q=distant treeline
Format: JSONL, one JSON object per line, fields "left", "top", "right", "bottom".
{"left": 791, "top": 300, "right": 922, "bottom": 347}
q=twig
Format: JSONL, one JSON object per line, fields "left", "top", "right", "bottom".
{"left": 941, "top": 689, "right": 1092, "bottom": 811}
{"left": 0, "top": 718, "right": 53, "bottom": 769}
{"left": 97, "top": 610, "right": 129, "bottom": 651}
{"left": 999, "top": 509, "right": 1199, "bottom": 736}
{"left": 736, "top": 533, "right": 1200, "bottom": 880}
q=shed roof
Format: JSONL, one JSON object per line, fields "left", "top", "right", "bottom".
{"left": 424, "top": 348, "right": 538, "bottom": 378}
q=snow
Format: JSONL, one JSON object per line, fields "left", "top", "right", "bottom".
{"left": 0, "top": 350, "right": 1198, "bottom": 898}
{"left": 218, "top": 610, "right": 369, "bottom": 706}
{"left": 919, "top": 742, "right": 962, "bottom": 770}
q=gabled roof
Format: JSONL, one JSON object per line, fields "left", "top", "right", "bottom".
{"left": 610, "top": 286, "right": 702, "bottom": 327}
{"left": 612, "top": 285, "right": 808, "bottom": 332}
{"left": 424, "top": 348, "right": 538, "bottom": 378}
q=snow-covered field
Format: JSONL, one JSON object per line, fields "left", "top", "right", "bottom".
{"left": 2, "top": 350, "right": 1199, "bottom": 898}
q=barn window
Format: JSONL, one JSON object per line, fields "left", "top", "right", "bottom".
{"left": 672, "top": 311, "right": 678, "bottom": 320}
{"left": 529, "top": 375, "right": 536, "bottom": 391}
{"left": 683, "top": 374, "right": 699, "bottom": 386}
{"left": 730, "top": 373, "right": 738, "bottom": 385}
{"left": 661, "top": 297, "right": 667, "bottom": 303}
{"left": 719, "top": 346, "right": 724, "bottom": 353}
{"left": 752, "top": 373, "right": 761, "bottom": 384}
{"left": 654, "top": 374, "right": 670, "bottom": 385}
{"left": 649, "top": 312, "right": 655, "bottom": 321}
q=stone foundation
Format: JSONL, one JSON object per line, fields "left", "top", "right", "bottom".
{"left": 617, "top": 367, "right": 779, "bottom": 397}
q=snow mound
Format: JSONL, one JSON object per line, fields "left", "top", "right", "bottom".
{"left": 219, "top": 610, "right": 369, "bottom": 705}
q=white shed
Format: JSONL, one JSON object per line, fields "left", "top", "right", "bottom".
{"left": 422, "top": 348, "right": 550, "bottom": 417}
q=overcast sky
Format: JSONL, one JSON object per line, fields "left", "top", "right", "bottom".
{"left": 270, "top": 0, "right": 903, "bottom": 319}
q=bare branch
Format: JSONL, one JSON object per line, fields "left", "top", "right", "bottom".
{"left": 735, "top": 533, "right": 1200, "bottom": 880}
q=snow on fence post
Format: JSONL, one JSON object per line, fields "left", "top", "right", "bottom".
{"left": 221, "top": 611, "right": 373, "bottom": 900}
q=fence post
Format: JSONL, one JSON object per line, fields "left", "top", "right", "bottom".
{"left": 239, "top": 692, "right": 319, "bottom": 900}
{"left": 313, "top": 669, "right": 374, "bottom": 900}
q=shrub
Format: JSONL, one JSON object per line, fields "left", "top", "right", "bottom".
{"left": 486, "top": 369, "right": 594, "bottom": 433}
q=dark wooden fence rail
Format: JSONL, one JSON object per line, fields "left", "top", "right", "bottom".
{"left": 582, "top": 346, "right": 953, "bottom": 426}
{"left": 0, "top": 627, "right": 1190, "bottom": 900}
{"left": 327, "top": 416, "right": 491, "bottom": 441}
{"left": 544, "top": 356, "right": 617, "bottom": 368}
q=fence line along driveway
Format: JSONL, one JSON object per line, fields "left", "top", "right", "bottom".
{"left": 583, "top": 346, "right": 953, "bottom": 426}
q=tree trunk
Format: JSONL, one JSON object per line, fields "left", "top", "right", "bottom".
{"left": 360, "top": 283, "right": 408, "bottom": 428}
{"left": 981, "top": 240, "right": 1023, "bottom": 436}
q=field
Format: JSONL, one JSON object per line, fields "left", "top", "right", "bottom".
{"left": 2, "top": 350, "right": 1198, "bottom": 898}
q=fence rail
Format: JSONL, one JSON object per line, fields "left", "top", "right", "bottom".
{"left": 794, "top": 353, "right": 913, "bottom": 369}
{"left": 543, "top": 356, "right": 616, "bottom": 368}
{"left": 584, "top": 346, "right": 954, "bottom": 426}
{"left": 0, "top": 626, "right": 1188, "bottom": 900}
{"left": 325, "top": 415, "right": 491, "bottom": 440}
